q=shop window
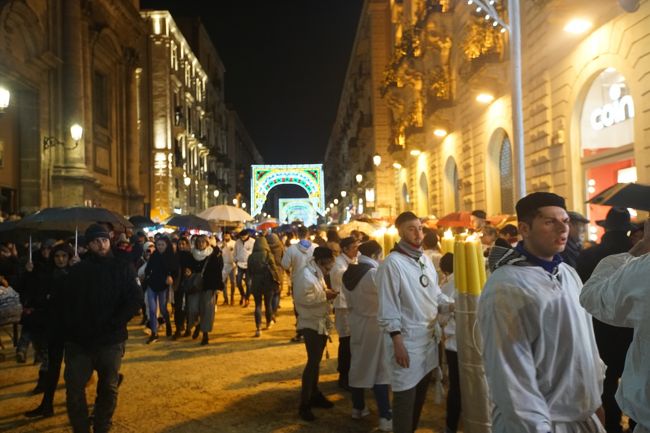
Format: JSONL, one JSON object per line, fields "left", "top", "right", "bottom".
{"left": 580, "top": 68, "right": 635, "bottom": 158}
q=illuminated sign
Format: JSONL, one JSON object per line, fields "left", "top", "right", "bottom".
{"left": 590, "top": 84, "right": 634, "bottom": 131}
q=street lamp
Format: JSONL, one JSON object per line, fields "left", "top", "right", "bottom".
{"left": 213, "top": 190, "right": 219, "bottom": 198}
{"left": 340, "top": 190, "right": 347, "bottom": 198}
{"left": 0, "top": 86, "right": 10, "bottom": 114}
{"left": 373, "top": 154, "right": 382, "bottom": 167}
{"left": 183, "top": 176, "right": 192, "bottom": 187}
{"left": 241, "top": 202, "right": 247, "bottom": 209}
{"left": 434, "top": 128, "right": 448, "bottom": 137}
{"left": 232, "top": 198, "right": 238, "bottom": 206}
{"left": 392, "top": 162, "right": 402, "bottom": 170}
{"left": 334, "top": 198, "right": 339, "bottom": 205}
{"left": 43, "top": 123, "right": 84, "bottom": 150}
{"left": 355, "top": 174, "right": 363, "bottom": 184}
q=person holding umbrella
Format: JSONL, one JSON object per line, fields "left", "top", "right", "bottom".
{"left": 62, "top": 223, "right": 143, "bottom": 433}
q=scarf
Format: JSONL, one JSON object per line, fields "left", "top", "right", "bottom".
{"left": 514, "top": 242, "right": 563, "bottom": 274}
{"left": 192, "top": 246, "right": 213, "bottom": 262}
{"left": 395, "top": 239, "right": 423, "bottom": 260}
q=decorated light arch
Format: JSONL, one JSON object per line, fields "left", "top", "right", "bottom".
{"left": 250, "top": 164, "right": 325, "bottom": 217}
{"left": 279, "top": 198, "right": 318, "bottom": 227}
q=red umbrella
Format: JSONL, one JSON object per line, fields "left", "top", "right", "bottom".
{"left": 257, "top": 220, "right": 278, "bottom": 231}
{"left": 436, "top": 211, "right": 472, "bottom": 228}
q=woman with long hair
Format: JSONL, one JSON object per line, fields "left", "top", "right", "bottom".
{"left": 247, "top": 237, "right": 281, "bottom": 337}
{"left": 24, "top": 242, "right": 74, "bottom": 418}
{"left": 184, "top": 235, "right": 224, "bottom": 345}
{"left": 143, "top": 237, "right": 179, "bottom": 343}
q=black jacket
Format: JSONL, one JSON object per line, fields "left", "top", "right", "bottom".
{"left": 185, "top": 249, "right": 224, "bottom": 292}
{"left": 144, "top": 250, "right": 180, "bottom": 292}
{"left": 560, "top": 237, "right": 582, "bottom": 269}
{"left": 63, "top": 252, "right": 143, "bottom": 348}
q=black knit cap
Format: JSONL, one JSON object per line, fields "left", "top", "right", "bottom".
{"left": 84, "top": 223, "right": 111, "bottom": 242}
{"left": 395, "top": 211, "right": 419, "bottom": 228}
{"left": 313, "top": 246, "right": 334, "bottom": 261}
{"left": 515, "top": 192, "right": 566, "bottom": 220}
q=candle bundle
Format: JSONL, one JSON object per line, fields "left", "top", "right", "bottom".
{"left": 370, "top": 225, "right": 398, "bottom": 257}
{"left": 440, "top": 229, "right": 455, "bottom": 255}
{"left": 453, "top": 234, "right": 487, "bottom": 296}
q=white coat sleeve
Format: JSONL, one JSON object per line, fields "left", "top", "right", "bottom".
{"left": 376, "top": 258, "right": 403, "bottom": 334}
{"left": 293, "top": 273, "right": 326, "bottom": 306}
{"left": 580, "top": 252, "right": 649, "bottom": 328}
{"left": 478, "top": 285, "right": 552, "bottom": 433}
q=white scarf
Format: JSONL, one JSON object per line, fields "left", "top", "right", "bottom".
{"left": 192, "top": 246, "right": 213, "bottom": 262}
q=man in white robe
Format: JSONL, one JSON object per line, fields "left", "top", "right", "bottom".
{"left": 377, "top": 211, "right": 452, "bottom": 433}
{"left": 329, "top": 236, "right": 359, "bottom": 390}
{"left": 479, "top": 192, "right": 605, "bottom": 433}
{"left": 580, "top": 220, "right": 650, "bottom": 433}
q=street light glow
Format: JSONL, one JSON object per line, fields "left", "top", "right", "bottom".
{"left": 340, "top": 190, "right": 347, "bottom": 198}
{"left": 355, "top": 173, "right": 363, "bottom": 183}
{"left": 434, "top": 128, "right": 447, "bottom": 137}
{"left": 476, "top": 93, "right": 495, "bottom": 104}
{"left": 373, "top": 154, "right": 382, "bottom": 167}
{"left": 410, "top": 149, "right": 421, "bottom": 156}
{"left": 563, "top": 18, "right": 592, "bottom": 34}
{"left": 70, "top": 123, "right": 84, "bottom": 141}
{"left": 183, "top": 177, "right": 191, "bottom": 186}
{"left": 392, "top": 162, "right": 402, "bottom": 169}
{"left": 213, "top": 190, "right": 219, "bottom": 198}
{"left": 334, "top": 198, "right": 339, "bottom": 205}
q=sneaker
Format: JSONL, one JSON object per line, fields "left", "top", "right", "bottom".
{"left": 298, "top": 406, "right": 316, "bottom": 422}
{"left": 378, "top": 417, "right": 393, "bottom": 432}
{"left": 351, "top": 407, "right": 370, "bottom": 419}
{"left": 310, "top": 392, "right": 334, "bottom": 409}
{"left": 254, "top": 329, "right": 261, "bottom": 338}
{"left": 146, "top": 334, "right": 158, "bottom": 344}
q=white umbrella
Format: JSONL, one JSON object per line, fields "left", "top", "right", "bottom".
{"left": 197, "top": 205, "right": 253, "bottom": 223}
{"left": 337, "top": 220, "right": 379, "bottom": 237}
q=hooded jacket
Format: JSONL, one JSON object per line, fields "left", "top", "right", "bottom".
{"left": 247, "top": 237, "right": 280, "bottom": 293}
{"left": 280, "top": 240, "right": 315, "bottom": 276}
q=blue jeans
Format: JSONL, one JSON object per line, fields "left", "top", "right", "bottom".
{"left": 64, "top": 341, "right": 124, "bottom": 433}
{"left": 146, "top": 288, "right": 170, "bottom": 335}
{"left": 351, "top": 384, "right": 392, "bottom": 419}
{"left": 253, "top": 288, "right": 273, "bottom": 328}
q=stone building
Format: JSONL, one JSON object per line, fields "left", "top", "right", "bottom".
{"left": 0, "top": 0, "right": 148, "bottom": 216}
{"left": 328, "top": 0, "right": 649, "bottom": 238}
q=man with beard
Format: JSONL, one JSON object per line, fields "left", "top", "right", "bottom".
{"left": 62, "top": 224, "right": 143, "bottom": 433}
{"left": 478, "top": 192, "right": 605, "bottom": 433}
{"left": 377, "top": 211, "right": 451, "bottom": 433}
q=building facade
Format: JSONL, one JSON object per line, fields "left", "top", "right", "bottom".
{"left": 0, "top": 0, "right": 148, "bottom": 216}
{"left": 328, "top": 0, "right": 649, "bottom": 238}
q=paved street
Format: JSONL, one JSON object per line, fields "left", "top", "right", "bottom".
{"left": 0, "top": 292, "right": 446, "bottom": 433}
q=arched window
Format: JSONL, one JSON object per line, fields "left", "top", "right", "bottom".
{"left": 444, "top": 157, "right": 460, "bottom": 212}
{"left": 499, "top": 136, "right": 514, "bottom": 214}
{"left": 419, "top": 172, "right": 429, "bottom": 215}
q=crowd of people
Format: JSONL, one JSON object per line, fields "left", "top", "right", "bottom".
{"left": 0, "top": 192, "right": 648, "bottom": 433}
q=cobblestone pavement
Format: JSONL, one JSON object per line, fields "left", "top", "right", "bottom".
{"left": 0, "top": 292, "right": 447, "bottom": 433}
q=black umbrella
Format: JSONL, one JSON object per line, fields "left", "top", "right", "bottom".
{"left": 128, "top": 215, "right": 156, "bottom": 228}
{"left": 0, "top": 221, "right": 73, "bottom": 244}
{"left": 17, "top": 207, "right": 133, "bottom": 232}
{"left": 165, "top": 214, "right": 212, "bottom": 232}
{"left": 587, "top": 182, "right": 650, "bottom": 211}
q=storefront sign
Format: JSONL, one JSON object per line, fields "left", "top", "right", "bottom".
{"left": 590, "top": 85, "right": 635, "bottom": 131}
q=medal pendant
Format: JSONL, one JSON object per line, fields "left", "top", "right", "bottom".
{"left": 419, "top": 274, "right": 429, "bottom": 287}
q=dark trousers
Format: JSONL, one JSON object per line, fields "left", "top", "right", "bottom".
{"left": 351, "top": 384, "right": 392, "bottom": 419}
{"left": 392, "top": 371, "right": 432, "bottom": 433}
{"left": 253, "top": 288, "right": 273, "bottom": 328}
{"left": 300, "top": 328, "right": 328, "bottom": 407}
{"left": 41, "top": 339, "right": 64, "bottom": 408}
{"left": 603, "top": 360, "right": 636, "bottom": 433}
{"left": 337, "top": 336, "right": 351, "bottom": 384}
{"left": 236, "top": 266, "right": 248, "bottom": 300}
{"left": 173, "top": 288, "right": 186, "bottom": 333}
{"left": 64, "top": 342, "right": 124, "bottom": 433}
{"left": 445, "top": 350, "right": 461, "bottom": 432}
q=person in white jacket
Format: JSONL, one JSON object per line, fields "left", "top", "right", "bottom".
{"left": 234, "top": 229, "right": 255, "bottom": 307}
{"left": 478, "top": 192, "right": 605, "bottom": 433}
{"left": 293, "top": 247, "right": 338, "bottom": 422}
{"left": 220, "top": 232, "right": 236, "bottom": 305}
{"left": 377, "top": 211, "right": 452, "bottom": 433}
{"left": 343, "top": 240, "right": 392, "bottom": 432}
{"left": 580, "top": 220, "right": 650, "bottom": 433}
{"left": 329, "top": 236, "right": 359, "bottom": 391}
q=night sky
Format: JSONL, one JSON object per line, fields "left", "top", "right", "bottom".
{"left": 140, "top": 1, "right": 364, "bottom": 164}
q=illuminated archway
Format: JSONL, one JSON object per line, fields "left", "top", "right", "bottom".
{"left": 251, "top": 164, "right": 325, "bottom": 217}
{"left": 279, "top": 198, "right": 318, "bottom": 227}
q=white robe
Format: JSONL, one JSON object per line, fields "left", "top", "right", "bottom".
{"left": 377, "top": 250, "right": 445, "bottom": 392}
{"left": 479, "top": 263, "right": 605, "bottom": 433}
{"left": 330, "top": 253, "right": 357, "bottom": 337}
{"left": 580, "top": 252, "right": 650, "bottom": 431}
{"left": 344, "top": 255, "right": 391, "bottom": 388}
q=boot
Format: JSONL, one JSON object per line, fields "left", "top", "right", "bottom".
{"left": 298, "top": 404, "right": 316, "bottom": 421}
{"left": 310, "top": 392, "right": 334, "bottom": 408}
{"left": 31, "top": 371, "right": 47, "bottom": 395}
{"left": 192, "top": 326, "right": 200, "bottom": 340}
{"left": 165, "top": 322, "right": 173, "bottom": 337}
{"left": 200, "top": 332, "right": 209, "bottom": 346}
{"left": 24, "top": 403, "right": 54, "bottom": 418}
{"left": 172, "top": 329, "right": 182, "bottom": 340}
